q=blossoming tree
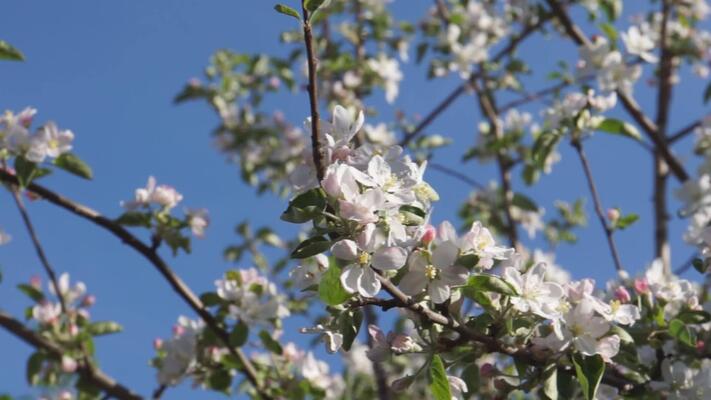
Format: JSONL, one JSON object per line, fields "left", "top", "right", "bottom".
{"left": 2, "top": 0, "right": 711, "bottom": 399}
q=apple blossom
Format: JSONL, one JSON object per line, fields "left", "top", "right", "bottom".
{"left": 504, "top": 263, "right": 565, "bottom": 320}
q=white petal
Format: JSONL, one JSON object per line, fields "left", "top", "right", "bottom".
{"left": 358, "top": 267, "right": 381, "bottom": 297}
{"left": 372, "top": 246, "right": 408, "bottom": 270}
{"left": 432, "top": 241, "right": 459, "bottom": 268}
{"left": 399, "top": 271, "right": 428, "bottom": 296}
{"left": 340, "top": 265, "right": 362, "bottom": 294}
{"left": 331, "top": 240, "right": 358, "bottom": 260}
{"left": 429, "top": 280, "right": 451, "bottom": 304}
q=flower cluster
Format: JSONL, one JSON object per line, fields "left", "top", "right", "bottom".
{"left": 214, "top": 268, "right": 290, "bottom": 328}
{"left": 0, "top": 107, "right": 73, "bottom": 163}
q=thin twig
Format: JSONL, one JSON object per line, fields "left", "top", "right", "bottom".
{"left": 667, "top": 120, "right": 701, "bottom": 144}
{"left": 428, "top": 161, "right": 486, "bottom": 190}
{"left": 673, "top": 253, "right": 698, "bottom": 276}
{"left": 9, "top": 188, "right": 68, "bottom": 313}
{"left": 302, "top": 3, "right": 325, "bottom": 181}
{"left": 571, "top": 138, "right": 625, "bottom": 272}
{"left": 544, "top": 0, "right": 689, "bottom": 182}
{"left": 152, "top": 384, "right": 167, "bottom": 399}
{"left": 0, "top": 170, "right": 270, "bottom": 398}
{"left": 0, "top": 310, "right": 142, "bottom": 400}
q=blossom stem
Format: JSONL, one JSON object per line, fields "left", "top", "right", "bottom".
{"left": 0, "top": 170, "right": 270, "bottom": 398}
{"left": 0, "top": 310, "right": 141, "bottom": 400}
{"left": 571, "top": 138, "right": 625, "bottom": 272}
{"left": 301, "top": 3, "right": 326, "bottom": 182}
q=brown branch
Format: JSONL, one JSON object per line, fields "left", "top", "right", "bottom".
{"left": 544, "top": 0, "right": 689, "bottom": 182}
{"left": 9, "top": 188, "right": 68, "bottom": 313}
{"left": 654, "top": 0, "right": 674, "bottom": 273}
{"left": 471, "top": 79, "right": 520, "bottom": 250}
{"left": 0, "top": 170, "right": 269, "bottom": 398}
{"left": 302, "top": 3, "right": 325, "bottom": 181}
{"left": 571, "top": 138, "right": 625, "bottom": 272}
{"left": 0, "top": 310, "right": 142, "bottom": 400}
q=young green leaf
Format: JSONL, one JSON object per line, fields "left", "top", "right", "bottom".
{"left": 572, "top": 354, "right": 605, "bottom": 400}
{"left": 596, "top": 118, "right": 642, "bottom": 141}
{"left": 17, "top": 284, "right": 44, "bottom": 303}
{"left": 0, "top": 40, "right": 24, "bottom": 61}
{"left": 304, "top": 0, "right": 327, "bottom": 12}
{"left": 291, "top": 236, "right": 331, "bottom": 259}
{"left": 259, "top": 330, "right": 283, "bottom": 354}
{"left": 53, "top": 153, "right": 93, "bottom": 180}
{"left": 464, "top": 274, "right": 518, "bottom": 296}
{"left": 87, "top": 321, "right": 123, "bottom": 336}
{"left": 429, "top": 355, "right": 452, "bottom": 400}
{"left": 115, "top": 211, "right": 152, "bottom": 228}
{"left": 14, "top": 156, "right": 38, "bottom": 188}
{"left": 281, "top": 188, "right": 326, "bottom": 223}
{"left": 26, "top": 352, "right": 44, "bottom": 385}
{"left": 338, "top": 309, "right": 363, "bottom": 351}
{"left": 229, "top": 321, "right": 249, "bottom": 348}
{"left": 318, "top": 258, "right": 351, "bottom": 305}
{"left": 668, "top": 318, "right": 696, "bottom": 347}
{"left": 274, "top": 4, "right": 301, "bottom": 20}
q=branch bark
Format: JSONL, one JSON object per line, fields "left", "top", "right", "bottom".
{"left": 0, "top": 310, "right": 142, "bottom": 400}
{"left": 302, "top": 4, "right": 326, "bottom": 181}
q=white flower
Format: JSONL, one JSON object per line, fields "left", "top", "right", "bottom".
{"left": 333, "top": 224, "right": 408, "bottom": 297}
{"left": 366, "top": 324, "right": 420, "bottom": 362}
{"left": 157, "top": 316, "right": 203, "bottom": 386}
{"left": 299, "top": 324, "right": 344, "bottom": 353}
{"left": 186, "top": 208, "right": 209, "bottom": 238}
{"left": 399, "top": 244, "right": 468, "bottom": 304}
{"left": 215, "top": 268, "right": 289, "bottom": 326}
{"left": 622, "top": 26, "right": 658, "bottom": 63}
{"left": 36, "top": 122, "right": 74, "bottom": 158}
{"left": 459, "top": 221, "right": 514, "bottom": 269}
{"left": 338, "top": 188, "right": 386, "bottom": 225}
{"left": 557, "top": 299, "right": 616, "bottom": 358}
{"left": 299, "top": 352, "right": 345, "bottom": 398}
{"left": 50, "top": 273, "right": 87, "bottom": 305}
{"left": 122, "top": 176, "right": 183, "bottom": 210}
{"left": 290, "top": 254, "right": 329, "bottom": 289}
{"left": 448, "top": 375, "right": 468, "bottom": 400}
{"left": 32, "top": 302, "right": 61, "bottom": 324}
{"left": 504, "top": 263, "right": 565, "bottom": 320}
{"left": 590, "top": 299, "right": 641, "bottom": 326}
{"left": 367, "top": 54, "right": 403, "bottom": 103}
{"left": 61, "top": 355, "right": 78, "bottom": 373}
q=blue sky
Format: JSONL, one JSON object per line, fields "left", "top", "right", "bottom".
{"left": 0, "top": 1, "right": 708, "bottom": 398}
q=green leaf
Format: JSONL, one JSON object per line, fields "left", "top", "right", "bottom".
{"left": 572, "top": 354, "right": 605, "bottom": 400}
{"left": 668, "top": 318, "right": 696, "bottom": 347}
{"left": 26, "top": 352, "right": 44, "bottom": 385}
{"left": 229, "top": 321, "right": 249, "bottom": 348}
{"left": 53, "top": 153, "right": 93, "bottom": 180}
{"left": 291, "top": 236, "right": 330, "bottom": 259}
{"left": 207, "top": 369, "right": 232, "bottom": 393}
{"left": 542, "top": 364, "right": 558, "bottom": 400}
{"left": 609, "top": 325, "right": 634, "bottom": 344}
{"left": 259, "top": 330, "right": 283, "bottom": 354}
{"left": 704, "top": 82, "right": 711, "bottom": 104}
{"left": 464, "top": 274, "right": 518, "bottom": 297}
{"left": 87, "top": 321, "right": 123, "bottom": 336}
{"left": 512, "top": 193, "right": 538, "bottom": 212}
{"left": 532, "top": 130, "right": 561, "bottom": 169}
{"left": 613, "top": 213, "right": 639, "bottom": 230}
{"left": 281, "top": 188, "right": 326, "bottom": 223}
{"left": 429, "top": 355, "right": 452, "bottom": 400}
{"left": 304, "top": 0, "right": 327, "bottom": 12}
{"left": 115, "top": 211, "right": 152, "bottom": 228}
{"left": 338, "top": 309, "right": 363, "bottom": 351}
{"left": 693, "top": 258, "right": 708, "bottom": 274}
{"left": 0, "top": 40, "right": 24, "bottom": 61}
{"left": 596, "top": 118, "right": 642, "bottom": 141}
{"left": 318, "top": 258, "right": 351, "bottom": 306}
{"left": 17, "top": 284, "right": 44, "bottom": 302}
{"left": 274, "top": 4, "right": 301, "bottom": 20}
{"left": 200, "top": 292, "right": 222, "bottom": 307}
{"left": 14, "top": 156, "right": 38, "bottom": 188}
{"left": 598, "top": 23, "right": 617, "bottom": 43}
{"left": 677, "top": 310, "right": 711, "bottom": 324}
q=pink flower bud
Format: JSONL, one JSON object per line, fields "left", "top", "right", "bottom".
{"left": 81, "top": 295, "right": 96, "bottom": 307}
{"left": 61, "top": 355, "right": 77, "bottom": 373}
{"left": 58, "top": 390, "right": 73, "bottom": 400}
{"left": 25, "top": 191, "right": 40, "bottom": 202}
{"left": 480, "top": 363, "right": 497, "bottom": 378}
{"left": 268, "top": 76, "right": 281, "bottom": 89}
{"left": 30, "top": 275, "right": 42, "bottom": 290}
{"left": 697, "top": 340, "right": 705, "bottom": 352}
{"left": 607, "top": 208, "right": 620, "bottom": 222}
{"left": 421, "top": 224, "right": 436, "bottom": 244}
{"left": 68, "top": 324, "right": 80, "bottom": 337}
{"left": 614, "top": 286, "right": 631, "bottom": 303}
{"left": 172, "top": 324, "right": 185, "bottom": 337}
{"left": 153, "top": 338, "right": 163, "bottom": 350}
{"left": 634, "top": 278, "right": 649, "bottom": 294}
{"left": 188, "top": 77, "right": 201, "bottom": 88}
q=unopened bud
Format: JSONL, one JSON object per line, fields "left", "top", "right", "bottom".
{"left": 172, "top": 324, "right": 185, "bottom": 337}
{"left": 634, "top": 278, "right": 649, "bottom": 295}
{"left": 607, "top": 208, "right": 620, "bottom": 223}
{"left": 614, "top": 286, "right": 631, "bottom": 303}
{"left": 30, "top": 275, "right": 42, "bottom": 290}
{"left": 68, "top": 324, "right": 80, "bottom": 337}
{"left": 188, "top": 77, "right": 201, "bottom": 88}
{"left": 153, "top": 338, "right": 163, "bottom": 350}
{"left": 61, "top": 355, "right": 77, "bottom": 373}
{"left": 81, "top": 295, "right": 96, "bottom": 307}
{"left": 421, "top": 224, "right": 436, "bottom": 245}
{"left": 697, "top": 340, "right": 705, "bottom": 352}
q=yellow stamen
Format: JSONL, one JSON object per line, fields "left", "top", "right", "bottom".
{"left": 424, "top": 264, "right": 439, "bottom": 280}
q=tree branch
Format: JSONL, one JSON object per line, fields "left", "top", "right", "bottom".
{"left": 571, "top": 138, "right": 625, "bottom": 272}
{"left": 302, "top": 4, "right": 326, "bottom": 181}
{"left": 0, "top": 170, "right": 270, "bottom": 398}
{"left": 0, "top": 310, "right": 142, "bottom": 400}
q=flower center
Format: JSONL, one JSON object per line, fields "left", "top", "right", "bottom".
{"left": 383, "top": 174, "right": 398, "bottom": 190}
{"left": 358, "top": 251, "right": 371, "bottom": 266}
{"left": 610, "top": 300, "right": 620, "bottom": 313}
{"left": 424, "top": 264, "right": 439, "bottom": 280}
{"left": 48, "top": 139, "right": 59, "bottom": 149}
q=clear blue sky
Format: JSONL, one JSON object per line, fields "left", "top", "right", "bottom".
{"left": 0, "top": 1, "right": 706, "bottom": 398}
